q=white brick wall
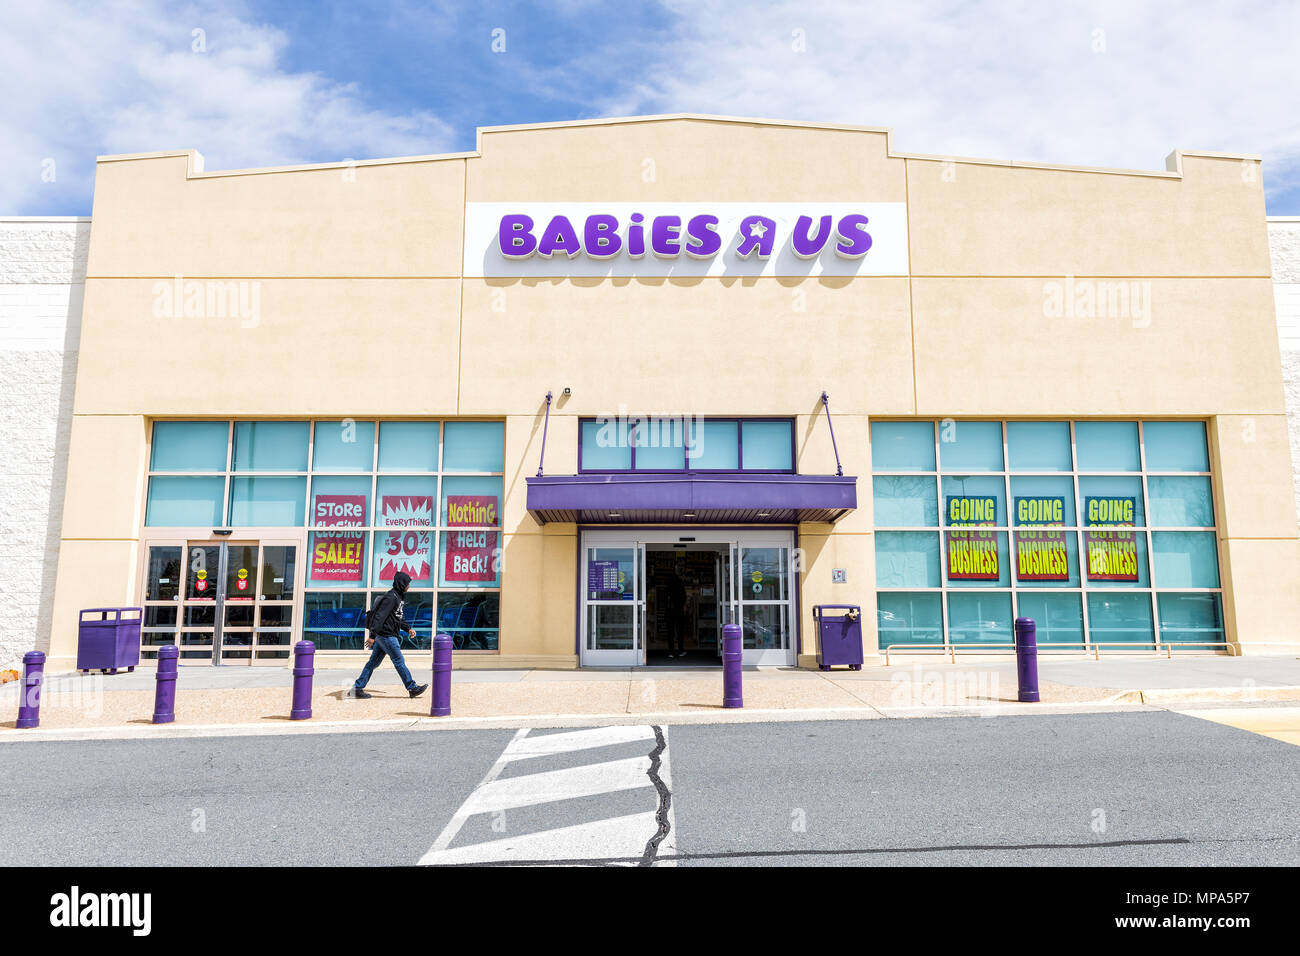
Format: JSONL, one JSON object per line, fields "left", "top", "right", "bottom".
{"left": 1270, "top": 218, "right": 1300, "bottom": 529}
{"left": 0, "top": 218, "right": 88, "bottom": 669}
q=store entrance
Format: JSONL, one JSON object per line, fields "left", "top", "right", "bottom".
{"left": 644, "top": 545, "right": 728, "bottom": 666}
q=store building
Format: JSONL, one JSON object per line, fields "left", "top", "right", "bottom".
{"left": 20, "top": 114, "right": 1300, "bottom": 671}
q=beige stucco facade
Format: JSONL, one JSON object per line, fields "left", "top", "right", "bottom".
{"left": 44, "top": 114, "right": 1300, "bottom": 670}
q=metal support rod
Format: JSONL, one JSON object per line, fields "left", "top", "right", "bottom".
{"left": 820, "top": 391, "right": 843, "bottom": 477}
{"left": 537, "top": 391, "right": 553, "bottom": 477}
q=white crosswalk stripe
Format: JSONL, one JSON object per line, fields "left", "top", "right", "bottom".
{"left": 419, "top": 725, "right": 674, "bottom": 866}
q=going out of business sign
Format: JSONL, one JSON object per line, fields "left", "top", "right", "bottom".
{"left": 463, "top": 203, "right": 909, "bottom": 277}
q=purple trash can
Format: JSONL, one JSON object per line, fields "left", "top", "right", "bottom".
{"left": 814, "top": 605, "right": 864, "bottom": 671}
{"left": 77, "top": 608, "right": 142, "bottom": 675}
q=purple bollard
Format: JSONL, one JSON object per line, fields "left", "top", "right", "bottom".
{"left": 1014, "top": 617, "right": 1040, "bottom": 703}
{"left": 291, "top": 640, "right": 315, "bottom": 720}
{"left": 152, "top": 645, "right": 179, "bottom": 724}
{"left": 431, "top": 633, "right": 452, "bottom": 717}
{"left": 722, "top": 623, "right": 743, "bottom": 709}
{"left": 15, "top": 651, "right": 46, "bottom": 729}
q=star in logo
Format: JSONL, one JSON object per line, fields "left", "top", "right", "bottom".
{"left": 748, "top": 221, "right": 768, "bottom": 238}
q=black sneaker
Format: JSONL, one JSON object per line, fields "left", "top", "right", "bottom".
{"left": 409, "top": 683, "right": 429, "bottom": 698}
{"left": 353, "top": 688, "right": 372, "bottom": 699}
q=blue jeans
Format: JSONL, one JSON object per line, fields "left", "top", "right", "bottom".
{"left": 354, "top": 634, "right": 417, "bottom": 692}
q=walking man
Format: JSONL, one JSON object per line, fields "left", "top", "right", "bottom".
{"left": 353, "top": 570, "right": 429, "bottom": 699}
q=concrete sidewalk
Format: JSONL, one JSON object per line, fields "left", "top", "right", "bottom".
{"left": 3, "top": 654, "right": 1298, "bottom": 739}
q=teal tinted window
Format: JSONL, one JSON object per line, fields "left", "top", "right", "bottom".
{"left": 740, "top": 421, "right": 793, "bottom": 470}
{"left": 944, "top": 531, "right": 1010, "bottom": 587}
{"left": 1079, "top": 476, "right": 1145, "bottom": 526}
{"left": 150, "top": 421, "right": 228, "bottom": 472}
{"left": 1075, "top": 421, "right": 1140, "bottom": 471}
{"left": 635, "top": 419, "right": 687, "bottom": 470}
{"left": 441, "top": 476, "right": 503, "bottom": 526}
{"left": 1148, "top": 476, "right": 1214, "bottom": 527}
{"left": 145, "top": 476, "right": 225, "bottom": 526}
{"left": 1087, "top": 592, "right": 1154, "bottom": 648}
{"left": 872, "top": 476, "right": 938, "bottom": 526}
{"left": 437, "top": 592, "right": 499, "bottom": 650}
{"left": 877, "top": 592, "right": 943, "bottom": 647}
{"left": 1143, "top": 421, "right": 1209, "bottom": 471}
{"left": 1015, "top": 592, "right": 1083, "bottom": 646}
{"left": 947, "top": 592, "right": 1013, "bottom": 644}
{"left": 228, "top": 476, "right": 306, "bottom": 526}
{"left": 688, "top": 420, "right": 739, "bottom": 470}
{"left": 941, "top": 476, "right": 1007, "bottom": 526}
{"left": 232, "top": 421, "right": 308, "bottom": 472}
{"left": 375, "top": 476, "right": 437, "bottom": 526}
{"left": 302, "top": 592, "right": 367, "bottom": 651}
{"left": 871, "top": 421, "right": 935, "bottom": 471}
{"left": 1006, "top": 421, "right": 1071, "bottom": 472}
{"left": 1010, "top": 476, "right": 1076, "bottom": 525}
{"left": 939, "top": 421, "right": 1003, "bottom": 472}
{"left": 378, "top": 422, "right": 439, "bottom": 472}
{"left": 443, "top": 421, "right": 504, "bottom": 472}
{"left": 1014, "top": 531, "right": 1079, "bottom": 587}
{"left": 372, "top": 529, "right": 435, "bottom": 587}
{"left": 1083, "top": 528, "right": 1149, "bottom": 587}
{"left": 582, "top": 420, "right": 633, "bottom": 470}
{"left": 1158, "top": 592, "right": 1224, "bottom": 648}
{"left": 306, "top": 532, "right": 367, "bottom": 589}
{"left": 875, "top": 532, "right": 941, "bottom": 588}
{"left": 439, "top": 530, "right": 501, "bottom": 588}
{"left": 1151, "top": 532, "right": 1219, "bottom": 588}
{"left": 312, "top": 421, "right": 375, "bottom": 472}
{"left": 309, "top": 475, "right": 370, "bottom": 527}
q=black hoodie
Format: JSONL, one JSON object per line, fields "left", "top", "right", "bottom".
{"left": 375, "top": 571, "right": 412, "bottom": 636}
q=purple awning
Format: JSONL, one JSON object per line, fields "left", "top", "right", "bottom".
{"left": 526, "top": 472, "right": 856, "bottom": 524}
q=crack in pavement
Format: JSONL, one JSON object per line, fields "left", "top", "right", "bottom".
{"left": 640, "top": 725, "right": 671, "bottom": 866}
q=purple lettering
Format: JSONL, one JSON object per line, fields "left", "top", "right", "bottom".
{"left": 498, "top": 214, "right": 537, "bottom": 259}
{"left": 537, "top": 215, "right": 581, "bottom": 259}
{"left": 791, "top": 214, "right": 833, "bottom": 259}
{"left": 684, "top": 214, "right": 721, "bottom": 259}
{"left": 834, "top": 214, "right": 872, "bottom": 258}
{"left": 584, "top": 214, "right": 622, "bottom": 259}
{"left": 735, "top": 215, "right": 776, "bottom": 259}
{"left": 627, "top": 212, "right": 646, "bottom": 259}
{"left": 650, "top": 216, "right": 682, "bottom": 258}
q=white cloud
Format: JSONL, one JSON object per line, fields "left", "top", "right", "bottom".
{"left": 0, "top": 0, "right": 454, "bottom": 213}
{"left": 592, "top": 0, "right": 1300, "bottom": 198}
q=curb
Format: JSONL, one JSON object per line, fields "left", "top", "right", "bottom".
{"left": 1102, "top": 686, "right": 1300, "bottom": 706}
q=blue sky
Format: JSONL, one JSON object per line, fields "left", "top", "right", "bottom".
{"left": 3, "top": 0, "right": 1297, "bottom": 215}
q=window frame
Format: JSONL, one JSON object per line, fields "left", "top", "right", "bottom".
{"left": 577, "top": 416, "right": 796, "bottom": 474}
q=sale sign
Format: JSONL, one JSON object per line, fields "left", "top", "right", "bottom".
{"left": 381, "top": 495, "right": 433, "bottom": 527}
{"left": 377, "top": 529, "right": 432, "bottom": 582}
{"left": 313, "top": 493, "right": 366, "bottom": 527}
{"left": 444, "top": 529, "right": 498, "bottom": 582}
{"left": 311, "top": 532, "right": 364, "bottom": 582}
{"left": 945, "top": 495, "right": 999, "bottom": 582}
{"left": 1084, "top": 496, "right": 1139, "bottom": 582}
{"left": 1014, "top": 496, "right": 1069, "bottom": 582}
{"left": 446, "top": 495, "right": 498, "bottom": 527}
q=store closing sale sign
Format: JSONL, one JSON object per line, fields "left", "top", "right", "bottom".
{"left": 445, "top": 495, "right": 499, "bottom": 582}
{"left": 1014, "top": 496, "right": 1069, "bottom": 581}
{"left": 946, "top": 495, "right": 998, "bottom": 581}
{"left": 377, "top": 496, "right": 433, "bottom": 581}
{"left": 1084, "top": 496, "right": 1139, "bottom": 581}
{"left": 311, "top": 493, "right": 365, "bottom": 582}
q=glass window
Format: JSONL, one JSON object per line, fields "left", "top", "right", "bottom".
{"left": 375, "top": 476, "right": 437, "bottom": 526}
{"left": 260, "top": 546, "right": 296, "bottom": 600}
{"left": 872, "top": 475, "right": 938, "bottom": 526}
{"left": 312, "top": 420, "right": 375, "bottom": 472}
{"left": 947, "top": 592, "right": 1013, "bottom": 644}
{"left": 587, "top": 547, "right": 635, "bottom": 600}
{"left": 228, "top": 476, "right": 306, "bottom": 526}
{"left": 944, "top": 531, "right": 1010, "bottom": 587}
{"left": 310, "top": 475, "right": 370, "bottom": 528}
{"left": 373, "top": 529, "right": 436, "bottom": 587}
{"left": 1079, "top": 476, "right": 1146, "bottom": 526}
{"left": 581, "top": 419, "right": 633, "bottom": 470}
{"left": 437, "top": 592, "right": 499, "bottom": 650}
{"left": 144, "top": 546, "right": 183, "bottom": 601}
{"left": 1015, "top": 592, "right": 1084, "bottom": 646}
{"left": 1074, "top": 421, "right": 1140, "bottom": 471}
{"left": 1151, "top": 531, "right": 1220, "bottom": 588}
{"left": 303, "top": 592, "right": 367, "bottom": 651}
{"left": 440, "top": 476, "right": 502, "bottom": 526}
{"left": 871, "top": 421, "right": 935, "bottom": 471}
{"left": 378, "top": 421, "right": 439, "bottom": 472}
{"left": 1083, "top": 528, "right": 1149, "bottom": 587}
{"left": 438, "top": 530, "right": 500, "bottom": 588}
{"left": 875, "top": 532, "right": 941, "bottom": 588}
{"left": 1006, "top": 421, "right": 1071, "bottom": 472}
{"left": 741, "top": 547, "right": 788, "bottom": 601}
{"left": 232, "top": 421, "right": 309, "bottom": 472}
{"left": 1148, "top": 476, "right": 1214, "bottom": 527}
{"left": 688, "top": 420, "right": 739, "bottom": 470}
{"left": 443, "top": 421, "right": 505, "bottom": 472}
{"left": 740, "top": 421, "right": 793, "bottom": 471}
{"left": 939, "top": 421, "right": 1003, "bottom": 472}
{"left": 150, "top": 421, "right": 228, "bottom": 472}
{"left": 400, "top": 591, "right": 434, "bottom": 650}
{"left": 1158, "top": 592, "right": 1224, "bottom": 648}
{"left": 635, "top": 418, "right": 687, "bottom": 470}
{"left": 1143, "top": 421, "right": 1209, "bottom": 472}
{"left": 145, "top": 476, "right": 225, "bottom": 526}
{"left": 876, "top": 592, "right": 943, "bottom": 647}
{"left": 742, "top": 604, "right": 787, "bottom": 650}
{"left": 941, "top": 476, "right": 1007, "bottom": 526}
{"left": 1010, "top": 476, "right": 1076, "bottom": 526}
{"left": 1013, "top": 530, "right": 1079, "bottom": 587}
{"left": 1087, "top": 592, "right": 1154, "bottom": 648}
{"left": 307, "top": 531, "right": 367, "bottom": 589}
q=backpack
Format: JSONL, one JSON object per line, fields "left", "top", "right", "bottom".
{"left": 365, "top": 591, "right": 397, "bottom": 635}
